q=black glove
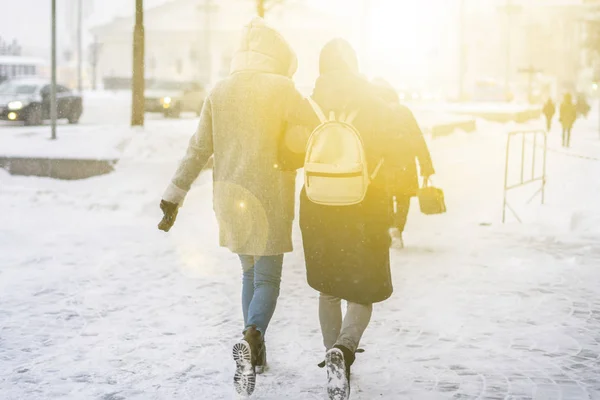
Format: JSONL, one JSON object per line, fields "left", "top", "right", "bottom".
{"left": 158, "top": 200, "right": 179, "bottom": 232}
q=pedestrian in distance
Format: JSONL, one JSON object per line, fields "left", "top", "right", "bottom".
{"left": 559, "top": 93, "right": 577, "bottom": 148}
{"left": 576, "top": 92, "right": 591, "bottom": 119}
{"left": 542, "top": 97, "right": 555, "bottom": 132}
{"left": 281, "top": 38, "right": 413, "bottom": 400}
{"left": 371, "top": 78, "right": 435, "bottom": 249}
{"left": 158, "top": 17, "right": 315, "bottom": 397}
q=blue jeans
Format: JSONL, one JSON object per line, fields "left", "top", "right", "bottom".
{"left": 239, "top": 255, "right": 284, "bottom": 336}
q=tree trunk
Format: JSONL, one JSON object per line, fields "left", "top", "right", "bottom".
{"left": 257, "top": 0, "right": 265, "bottom": 17}
{"left": 131, "top": 0, "right": 145, "bottom": 127}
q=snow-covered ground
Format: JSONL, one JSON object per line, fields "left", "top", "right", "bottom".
{"left": 1, "top": 110, "right": 600, "bottom": 399}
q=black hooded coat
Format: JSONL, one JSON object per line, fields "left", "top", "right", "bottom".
{"left": 296, "top": 39, "right": 412, "bottom": 304}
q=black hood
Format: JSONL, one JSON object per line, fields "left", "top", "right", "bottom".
{"left": 319, "top": 38, "right": 359, "bottom": 75}
{"left": 313, "top": 39, "right": 371, "bottom": 112}
{"left": 312, "top": 72, "right": 369, "bottom": 112}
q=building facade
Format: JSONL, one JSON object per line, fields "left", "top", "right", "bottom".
{"left": 90, "top": 0, "right": 348, "bottom": 89}
{"left": 461, "top": 0, "right": 589, "bottom": 100}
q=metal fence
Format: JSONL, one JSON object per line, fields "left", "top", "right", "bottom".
{"left": 502, "top": 129, "right": 548, "bottom": 223}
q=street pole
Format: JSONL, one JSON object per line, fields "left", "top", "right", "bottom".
{"left": 77, "top": 0, "right": 83, "bottom": 93}
{"left": 51, "top": 0, "right": 57, "bottom": 140}
{"left": 205, "top": 0, "right": 212, "bottom": 86}
{"left": 458, "top": 0, "right": 466, "bottom": 101}
{"left": 91, "top": 37, "right": 98, "bottom": 91}
{"left": 361, "top": 0, "right": 371, "bottom": 78}
{"left": 505, "top": 0, "right": 512, "bottom": 101}
{"left": 131, "top": 0, "right": 145, "bottom": 127}
{"left": 499, "top": 0, "right": 522, "bottom": 101}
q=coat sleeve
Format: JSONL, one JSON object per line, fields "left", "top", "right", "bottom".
{"left": 277, "top": 82, "right": 320, "bottom": 171}
{"left": 398, "top": 106, "right": 435, "bottom": 177}
{"left": 365, "top": 98, "right": 436, "bottom": 178}
{"left": 162, "top": 96, "right": 214, "bottom": 204}
{"left": 284, "top": 83, "right": 320, "bottom": 128}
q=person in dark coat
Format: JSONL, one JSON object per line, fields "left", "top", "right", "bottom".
{"left": 372, "top": 78, "right": 435, "bottom": 249}
{"left": 284, "top": 38, "right": 412, "bottom": 398}
{"left": 560, "top": 93, "right": 577, "bottom": 148}
{"left": 542, "top": 97, "right": 555, "bottom": 132}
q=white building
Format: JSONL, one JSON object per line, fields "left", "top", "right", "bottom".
{"left": 90, "top": 0, "right": 349, "bottom": 89}
{"left": 460, "top": 0, "right": 590, "bottom": 99}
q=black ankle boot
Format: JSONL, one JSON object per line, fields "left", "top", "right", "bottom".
{"left": 243, "top": 326, "right": 266, "bottom": 368}
{"left": 333, "top": 345, "right": 355, "bottom": 382}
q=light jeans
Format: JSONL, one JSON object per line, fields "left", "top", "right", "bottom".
{"left": 239, "top": 255, "right": 284, "bottom": 336}
{"left": 319, "top": 293, "right": 373, "bottom": 353}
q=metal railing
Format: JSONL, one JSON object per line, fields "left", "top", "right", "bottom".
{"left": 502, "top": 129, "right": 548, "bottom": 223}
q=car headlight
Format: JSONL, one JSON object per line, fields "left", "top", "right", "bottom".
{"left": 161, "top": 97, "right": 172, "bottom": 105}
{"left": 8, "top": 101, "right": 26, "bottom": 110}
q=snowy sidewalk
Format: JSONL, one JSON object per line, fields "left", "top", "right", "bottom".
{"left": 1, "top": 117, "right": 600, "bottom": 399}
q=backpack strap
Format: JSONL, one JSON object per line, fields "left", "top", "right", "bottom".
{"left": 370, "top": 159, "right": 385, "bottom": 181}
{"left": 307, "top": 97, "right": 328, "bottom": 124}
{"left": 345, "top": 110, "right": 359, "bottom": 125}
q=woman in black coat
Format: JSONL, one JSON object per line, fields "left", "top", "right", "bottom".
{"left": 372, "top": 78, "right": 435, "bottom": 249}
{"left": 284, "top": 38, "right": 413, "bottom": 399}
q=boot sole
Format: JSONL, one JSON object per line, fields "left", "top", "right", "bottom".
{"left": 326, "top": 348, "right": 350, "bottom": 400}
{"left": 233, "top": 340, "right": 256, "bottom": 397}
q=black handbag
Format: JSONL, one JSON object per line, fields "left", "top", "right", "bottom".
{"left": 418, "top": 179, "right": 446, "bottom": 215}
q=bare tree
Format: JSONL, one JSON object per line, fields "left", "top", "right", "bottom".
{"left": 131, "top": 0, "right": 145, "bottom": 127}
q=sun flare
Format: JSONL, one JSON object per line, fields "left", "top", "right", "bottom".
{"left": 367, "top": 0, "right": 456, "bottom": 85}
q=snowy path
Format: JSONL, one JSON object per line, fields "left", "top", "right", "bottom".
{"left": 2, "top": 117, "right": 600, "bottom": 399}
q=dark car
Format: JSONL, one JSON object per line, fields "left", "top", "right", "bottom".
{"left": 144, "top": 80, "right": 205, "bottom": 118}
{"left": 0, "top": 78, "right": 83, "bottom": 125}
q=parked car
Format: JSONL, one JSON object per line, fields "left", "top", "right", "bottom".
{"left": 0, "top": 78, "right": 82, "bottom": 125}
{"left": 144, "top": 80, "right": 205, "bottom": 118}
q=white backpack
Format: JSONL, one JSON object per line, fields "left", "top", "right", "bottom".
{"left": 304, "top": 97, "right": 383, "bottom": 206}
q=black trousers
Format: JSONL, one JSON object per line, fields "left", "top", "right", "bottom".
{"left": 392, "top": 194, "right": 411, "bottom": 233}
{"left": 562, "top": 126, "right": 572, "bottom": 147}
